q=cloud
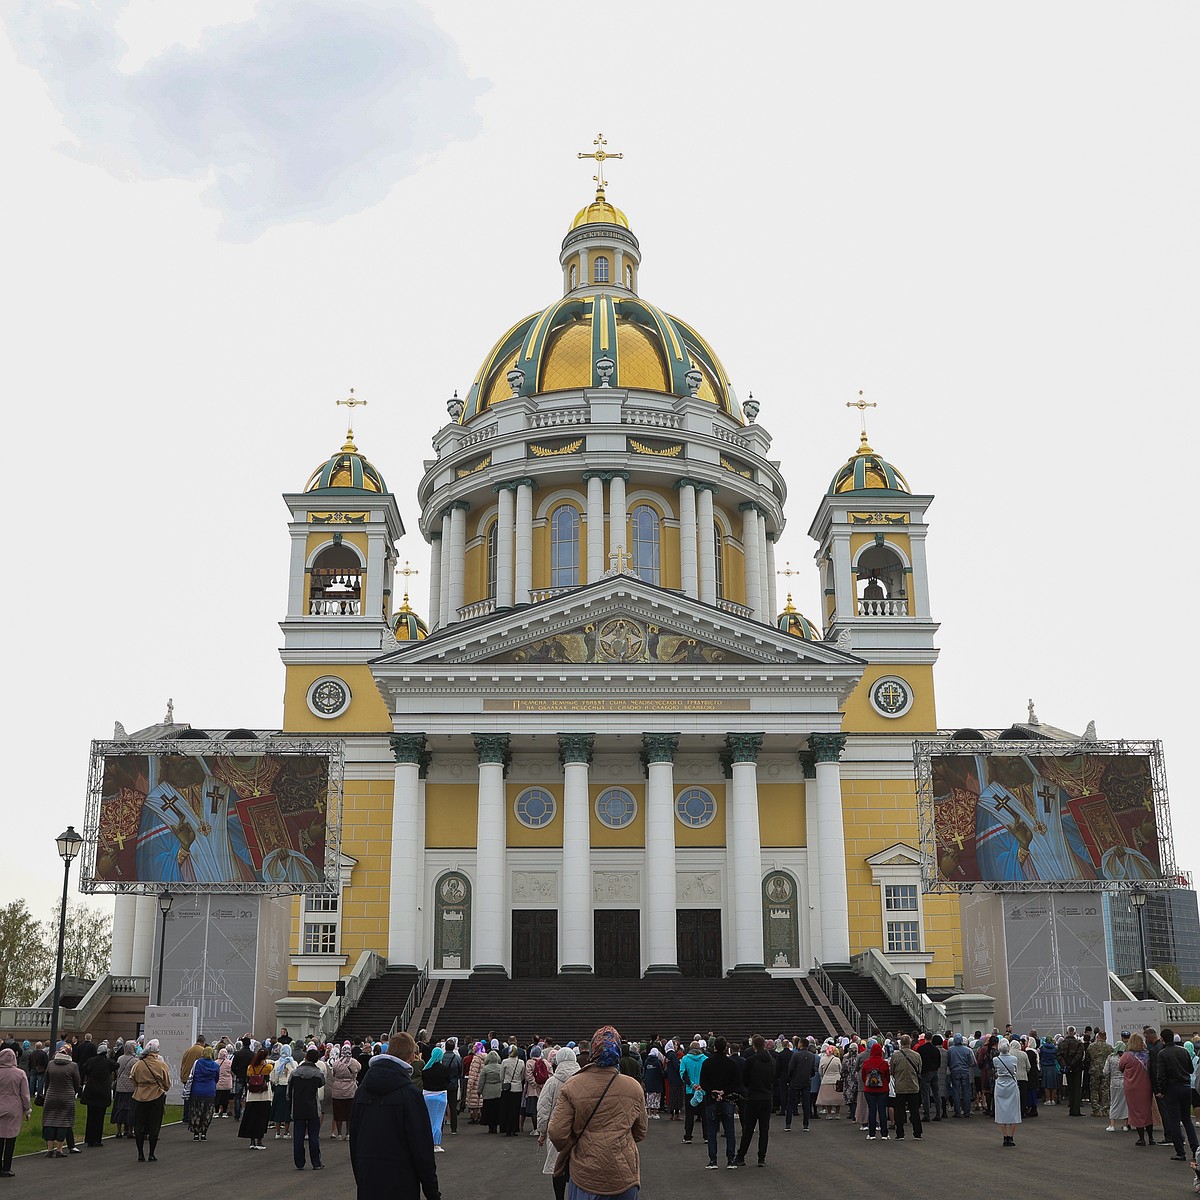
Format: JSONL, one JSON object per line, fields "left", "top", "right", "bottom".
{"left": 4, "top": 0, "right": 485, "bottom": 238}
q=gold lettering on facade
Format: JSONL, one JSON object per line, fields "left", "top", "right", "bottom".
{"left": 483, "top": 698, "right": 751, "bottom": 712}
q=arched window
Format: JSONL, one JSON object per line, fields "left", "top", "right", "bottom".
{"left": 569, "top": 264, "right": 578, "bottom": 289}
{"left": 631, "top": 505, "right": 661, "bottom": 586}
{"left": 486, "top": 520, "right": 498, "bottom": 599}
{"left": 593, "top": 256, "right": 610, "bottom": 283}
{"left": 625, "top": 264, "right": 633, "bottom": 289}
{"left": 714, "top": 530, "right": 724, "bottom": 598}
{"left": 550, "top": 505, "right": 580, "bottom": 588}
{"left": 309, "top": 544, "right": 363, "bottom": 615}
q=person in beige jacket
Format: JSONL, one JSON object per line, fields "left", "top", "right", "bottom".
{"left": 548, "top": 1025, "right": 646, "bottom": 1200}
{"left": 130, "top": 1040, "right": 172, "bottom": 1162}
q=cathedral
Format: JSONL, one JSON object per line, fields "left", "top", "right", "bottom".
{"left": 110, "top": 148, "right": 962, "bottom": 1002}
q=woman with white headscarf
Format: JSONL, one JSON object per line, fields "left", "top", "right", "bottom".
{"left": 536, "top": 1047, "right": 578, "bottom": 1200}
{"left": 130, "top": 1039, "right": 171, "bottom": 1162}
{"left": 269, "top": 1043, "right": 295, "bottom": 1139}
{"left": 993, "top": 1038, "right": 1022, "bottom": 1146}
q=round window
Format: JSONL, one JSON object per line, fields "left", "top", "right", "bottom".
{"left": 869, "top": 675, "right": 914, "bottom": 719}
{"left": 307, "top": 676, "right": 351, "bottom": 719}
{"left": 595, "top": 787, "right": 637, "bottom": 829}
{"left": 675, "top": 787, "right": 716, "bottom": 829}
{"left": 515, "top": 787, "right": 557, "bottom": 829}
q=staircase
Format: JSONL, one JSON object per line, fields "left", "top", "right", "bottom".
{"left": 424, "top": 975, "right": 831, "bottom": 1045}
{"left": 826, "top": 969, "right": 913, "bottom": 1035}
{"left": 333, "top": 967, "right": 419, "bottom": 1044}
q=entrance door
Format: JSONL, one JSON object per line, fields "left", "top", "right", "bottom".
{"left": 512, "top": 910, "right": 558, "bottom": 978}
{"left": 676, "top": 909, "right": 722, "bottom": 978}
{"left": 594, "top": 910, "right": 640, "bottom": 978}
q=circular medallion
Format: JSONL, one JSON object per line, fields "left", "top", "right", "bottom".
{"left": 439, "top": 874, "right": 467, "bottom": 904}
{"left": 595, "top": 787, "right": 637, "bottom": 829}
{"left": 764, "top": 872, "right": 793, "bottom": 902}
{"left": 597, "top": 617, "right": 645, "bottom": 662}
{"left": 675, "top": 787, "right": 716, "bottom": 829}
{"left": 307, "top": 676, "right": 351, "bottom": 719}
{"left": 869, "top": 675, "right": 913, "bottom": 719}
{"left": 515, "top": 787, "right": 557, "bottom": 829}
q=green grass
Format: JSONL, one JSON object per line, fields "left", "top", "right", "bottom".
{"left": 14, "top": 1104, "right": 184, "bottom": 1157}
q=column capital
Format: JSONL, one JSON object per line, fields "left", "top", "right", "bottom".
{"left": 492, "top": 480, "right": 519, "bottom": 494}
{"left": 693, "top": 481, "right": 720, "bottom": 495}
{"left": 797, "top": 750, "right": 816, "bottom": 779}
{"left": 390, "top": 733, "right": 427, "bottom": 765}
{"left": 808, "top": 733, "right": 847, "bottom": 764}
{"left": 599, "top": 470, "right": 631, "bottom": 483}
{"left": 418, "top": 751, "right": 432, "bottom": 780}
{"left": 473, "top": 733, "right": 512, "bottom": 767}
{"left": 581, "top": 471, "right": 605, "bottom": 483}
{"left": 738, "top": 500, "right": 762, "bottom": 515}
{"left": 557, "top": 732, "right": 596, "bottom": 765}
{"left": 442, "top": 499, "right": 471, "bottom": 518}
{"left": 429, "top": 531, "right": 442, "bottom": 542}
{"left": 641, "top": 733, "right": 680, "bottom": 764}
{"left": 513, "top": 476, "right": 539, "bottom": 491}
{"left": 725, "top": 732, "right": 764, "bottom": 763}
{"left": 765, "top": 530, "right": 777, "bottom": 543}
{"left": 672, "top": 478, "right": 698, "bottom": 492}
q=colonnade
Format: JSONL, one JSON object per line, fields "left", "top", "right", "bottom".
{"left": 108, "top": 893, "right": 161, "bottom": 977}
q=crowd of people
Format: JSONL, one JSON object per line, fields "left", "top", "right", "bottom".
{"left": 2, "top": 1018, "right": 1199, "bottom": 1197}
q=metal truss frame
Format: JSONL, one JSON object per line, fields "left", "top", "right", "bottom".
{"left": 914, "top": 738, "right": 1176, "bottom": 895}
{"left": 80, "top": 737, "right": 344, "bottom": 896}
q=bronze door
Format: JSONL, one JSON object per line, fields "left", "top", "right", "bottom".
{"left": 676, "top": 909, "right": 722, "bottom": 978}
{"left": 594, "top": 910, "right": 640, "bottom": 977}
{"left": 511, "top": 910, "right": 558, "bottom": 978}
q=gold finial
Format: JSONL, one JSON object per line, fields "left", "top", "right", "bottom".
{"left": 397, "top": 561, "right": 419, "bottom": 610}
{"left": 846, "top": 389, "right": 877, "bottom": 452}
{"left": 578, "top": 132, "right": 623, "bottom": 199}
{"left": 337, "top": 388, "right": 368, "bottom": 451}
{"left": 783, "top": 593, "right": 797, "bottom": 614}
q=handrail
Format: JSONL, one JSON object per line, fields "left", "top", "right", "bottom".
{"left": 397, "top": 961, "right": 429, "bottom": 1040}
{"left": 852, "top": 948, "right": 948, "bottom": 1032}
{"left": 836, "top": 985, "right": 867, "bottom": 1037}
{"left": 316, "top": 950, "right": 384, "bottom": 1044}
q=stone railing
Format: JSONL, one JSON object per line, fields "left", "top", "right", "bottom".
{"left": 852, "top": 947, "right": 948, "bottom": 1032}
{"left": 856, "top": 597, "right": 909, "bottom": 617}
{"left": 0, "top": 974, "right": 151, "bottom": 1036}
{"left": 457, "top": 598, "right": 496, "bottom": 621}
{"left": 459, "top": 423, "right": 498, "bottom": 449}
{"left": 622, "top": 408, "right": 681, "bottom": 429}
{"left": 1164, "top": 1002, "right": 1200, "bottom": 1026}
{"left": 716, "top": 598, "right": 754, "bottom": 620}
{"left": 315, "top": 950, "right": 385, "bottom": 1045}
{"left": 0, "top": 1005, "right": 51, "bottom": 1030}
{"left": 530, "top": 408, "right": 588, "bottom": 428}
{"left": 529, "top": 586, "right": 575, "bottom": 603}
{"left": 714, "top": 427, "right": 750, "bottom": 451}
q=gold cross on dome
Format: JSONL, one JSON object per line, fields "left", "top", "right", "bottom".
{"left": 336, "top": 388, "right": 367, "bottom": 440}
{"left": 397, "top": 560, "right": 419, "bottom": 607}
{"left": 578, "top": 133, "right": 623, "bottom": 195}
{"left": 777, "top": 561, "right": 802, "bottom": 579}
{"left": 846, "top": 390, "right": 877, "bottom": 444}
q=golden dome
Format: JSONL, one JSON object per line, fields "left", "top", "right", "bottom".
{"left": 828, "top": 434, "right": 910, "bottom": 495}
{"left": 571, "top": 193, "right": 631, "bottom": 230}
{"left": 305, "top": 433, "right": 388, "bottom": 493}
{"left": 777, "top": 595, "right": 822, "bottom": 640}
{"left": 392, "top": 594, "right": 429, "bottom": 641}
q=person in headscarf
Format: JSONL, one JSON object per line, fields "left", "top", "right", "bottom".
{"left": 642, "top": 1044, "right": 665, "bottom": 1119}
{"left": 238, "top": 1046, "right": 272, "bottom": 1149}
{"left": 0, "top": 1046, "right": 31, "bottom": 1177}
{"left": 419, "top": 1046, "right": 450, "bottom": 1152}
{"left": 479, "top": 1050, "right": 503, "bottom": 1134}
{"left": 129, "top": 1039, "right": 171, "bottom": 1161}
{"left": 466, "top": 1042, "right": 486, "bottom": 1125}
{"left": 537, "top": 1047, "right": 579, "bottom": 1199}
{"left": 499, "top": 1045, "right": 525, "bottom": 1136}
{"left": 328, "top": 1042, "right": 360, "bottom": 1141}
{"left": 525, "top": 1044, "right": 551, "bottom": 1132}
{"left": 549, "top": 1027, "right": 646, "bottom": 1194}
{"left": 188, "top": 1046, "right": 220, "bottom": 1141}
{"left": 270, "top": 1042, "right": 295, "bottom": 1139}
{"left": 80, "top": 1039, "right": 115, "bottom": 1146}
{"left": 214, "top": 1047, "right": 234, "bottom": 1118}
{"left": 111, "top": 1038, "right": 138, "bottom": 1139}
{"left": 1104, "top": 1041, "right": 1128, "bottom": 1132}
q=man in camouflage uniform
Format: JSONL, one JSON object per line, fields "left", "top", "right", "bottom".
{"left": 1087, "top": 1029, "right": 1111, "bottom": 1118}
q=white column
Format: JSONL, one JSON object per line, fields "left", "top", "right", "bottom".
{"left": 559, "top": 734, "right": 595, "bottom": 973}
{"left": 428, "top": 535, "right": 443, "bottom": 630}
{"left": 388, "top": 735, "right": 424, "bottom": 968}
{"left": 287, "top": 525, "right": 308, "bottom": 616}
{"left": 810, "top": 734, "right": 850, "bottom": 965}
{"left": 741, "top": 503, "right": 763, "bottom": 621}
{"left": 832, "top": 532, "right": 854, "bottom": 620}
{"left": 644, "top": 735, "right": 680, "bottom": 972}
{"left": 579, "top": 248, "right": 589, "bottom": 286}
{"left": 447, "top": 502, "right": 468, "bottom": 620}
{"left": 496, "top": 484, "right": 515, "bottom": 607}
{"left": 514, "top": 480, "right": 534, "bottom": 604}
{"left": 765, "top": 531, "right": 778, "bottom": 622}
{"left": 130, "top": 895, "right": 157, "bottom": 978}
{"left": 677, "top": 482, "right": 699, "bottom": 600}
{"left": 473, "top": 735, "right": 509, "bottom": 974}
{"left": 697, "top": 486, "right": 717, "bottom": 605}
{"left": 800, "top": 756, "right": 823, "bottom": 966}
{"left": 757, "top": 513, "right": 770, "bottom": 620}
{"left": 585, "top": 473, "right": 605, "bottom": 582}
{"left": 110, "top": 894, "right": 137, "bottom": 976}
{"left": 416, "top": 775, "right": 427, "bottom": 967}
{"left": 727, "top": 734, "right": 765, "bottom": 971}
{"left": 365, "top": 532, "right": 385, "bottom": 618}
{"left": 438, "top": 511, "right": 453, "bottom": 626}
{"left": 608, "top": 473, "right": 628, "bottom": 561}
{"left": 909, "top": 532, "right": 930, "bottom": 618}
{"left": 614, "top": 247, "right": 625, "bottom": 288}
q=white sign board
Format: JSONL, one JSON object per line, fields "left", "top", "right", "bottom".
{"left": 143, "top": 1005, "right": 198, "bottom": 1105}
{"left": 1103, "top": 1000, "right": 1161, "bottom": 1042}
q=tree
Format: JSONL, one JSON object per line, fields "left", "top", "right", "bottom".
{"left": 44, "top": 900, "right": 113, "bottom": 983}
{"left": 1155, "top": 962, "right": 1184, "bottom": 995}
{"left": 0, "top": 899, "right": 53, "bottom": 1006}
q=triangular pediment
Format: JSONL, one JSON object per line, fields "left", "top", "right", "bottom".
{"left": 372, "top": 576, "right": 864, "bottom": 671}
{"left": 866, "top": 843, "right": 924, "bottom": 868}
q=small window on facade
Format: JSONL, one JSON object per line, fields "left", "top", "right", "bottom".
{"left": 714, "top": 530, "right": 724, "bottom": 598}
{"left": 303, "top": 922, "right": 338, "bottom": 955}
{"left": 550, "top": 505, "right": 580, "bottom": 588}
{"left": 631, "top": 505, "right": 660, "bottom": 585}
{"left": 886, "top": 921, "right": 921, "bottom": 954}
{"left": 594, "top": 256, "right": 610, "bottom": 283}
{"left": 884, "top": 884, "right": 919, "bottom": 912}
{"left": 486, "top": 520, "right": 498, "bottom": 599}
{"left": 625, "top": 264, "right": 633, "bottom": 288}
{"left": 569, "top": 264, "right": 578, "bottom": 289}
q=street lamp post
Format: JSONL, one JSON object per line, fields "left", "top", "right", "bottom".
{"left": 155, "top": 891, "right": 174, "bottom": 1005}
{"left": 1130, "top": 886, "right": 1150, "bottom": 1000}
{"left": 48, "top": 826, "right": 83, "bottom": 1055}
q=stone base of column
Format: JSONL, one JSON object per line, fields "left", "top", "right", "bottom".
{"left": 558, "top": 964, "right": 593, "bottom": 974}
{"left": 643, "top": 964, "right": 681, "bottom": 976}
{"left": 730, "top": 963, "right": 770, "bottom": 975}
{"left": 470, "top": 965, "right": 509, "bottom": 977}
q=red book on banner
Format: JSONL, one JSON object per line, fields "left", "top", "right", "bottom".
{"left": 1065, "top": 793, "right": 1119, "bottom": 869}
{"left": 233, "top": 793, "right": 295, "bottom": 871}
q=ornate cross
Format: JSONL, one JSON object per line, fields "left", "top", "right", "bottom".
{"left": 578, "top": 132, "right": 623, "bottom": 193}
{"left": 205, "top": 784, "right": 225, "bottom": 815}
{"left": 1036, "top": 784, "right": 1055, "bottom": 815}
{"left": 337, "top": 388, "right": 367, "bottom": 439}
{"left": 846, "top": 390, "right": 877, "bottom": 439}
{"left": 609, "top": 545, "right": 631, "bottom": 573}
{"left": 159, "top": 792, "right": 184, "bottom": 822}
{"left": 397, "top": 560, "right": 420, "bottom": 606}
{"left": 776, "top": 561, "right": 803, "bottom": 580}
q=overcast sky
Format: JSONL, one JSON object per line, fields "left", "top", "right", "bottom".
{"left": 2, "top": 1, "right": 1196, "bottom": 926}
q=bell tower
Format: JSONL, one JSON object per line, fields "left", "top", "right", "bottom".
{"left": 279, "top": 394, "right": 405, "bottom": 733}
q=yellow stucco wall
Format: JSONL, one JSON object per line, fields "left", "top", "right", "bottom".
{"left": 425, "top": 783, "right": 478, "bottom": 847}
{"left": 589, "top": 783, "right": 646, "bottom": 847}
{"left": 674, "top": 783, "right": 726, "bottom": 847}
{"left": 282, "top": 664, "right": 392, "bottom": 733}
{"left": 840, "top": 664, "right": 937, "bottom": 734}
{"left": 758, "top": 782, "right": 805, "bottom": 847}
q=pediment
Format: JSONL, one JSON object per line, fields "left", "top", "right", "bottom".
{"left": 866, "top": 843, "right": 923, "bottom": 868}
{"left": 373, "top": 577, "right": 863, "bottom": 672}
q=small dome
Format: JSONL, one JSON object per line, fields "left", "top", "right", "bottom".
{"left": 306, "top": 434, "right": 387, "bottom": 493}
{"left": 950, "top": 728, "right": 986, "bottom": 741}
{"left": 392, "top": 596, "right": 429, "bottom": 641}
{"left": 570, "top": 194, "right": 631, "bottom": 231}
{"left": 777, "top": 596, "right": 821, "bottom": 640}
{"left": 828, "top": 434, "right": 910, "bottom": 496}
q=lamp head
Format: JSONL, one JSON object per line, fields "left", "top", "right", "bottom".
{"left": 157, "top": 891, "right": 174, "bottom": 915}
{"left": 1130, "top": 886, "right": 1147, "bottom": 909}
{"left": 55, "top": 825, "right": 83, "bottom": 863}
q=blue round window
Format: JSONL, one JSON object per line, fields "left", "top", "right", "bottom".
{"left": 675, "top": 787, "right": 716, "bottom": 829}
{"left": 595, "top": 787, "right": 637, "bottom": 829}
{"left": 515, "top": 787, "right": 557, "bottom": 829}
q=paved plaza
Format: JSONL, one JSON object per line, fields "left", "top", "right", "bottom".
{"left": 11, "top": 1106, "right": 1189, "bottom": 1199}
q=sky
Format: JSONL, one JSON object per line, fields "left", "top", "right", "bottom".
{"left": 2, "top": 1, "right": 1196, "bottom": 926}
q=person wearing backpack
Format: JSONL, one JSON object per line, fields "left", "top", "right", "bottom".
{"left": 441, "top": 1039, "right": 462, "bottom": 1136}
{"left": 525, "top": 1046, "right": 551, "bottom": 1134}
{"left": 861, "top": 1040, "right": 891, "bottom": 1140}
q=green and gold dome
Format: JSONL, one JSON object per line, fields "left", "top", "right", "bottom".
{"left": 828, "top": 434, "right": 911, "bottom": 496}
{"left": 777, "top": 596, "right": 822, "bottom": 640}
{"left": 305, "top": 433, "right": 388, "bottom": 494}
{"left": 392, "top": 595, "right": 429, "bottom": 641}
